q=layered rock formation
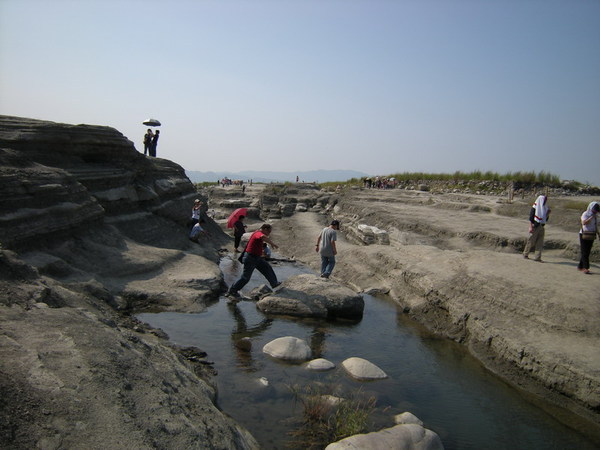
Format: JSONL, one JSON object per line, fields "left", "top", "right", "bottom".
{"left": 0, "top": 115, "right": 199, "bottom": 249}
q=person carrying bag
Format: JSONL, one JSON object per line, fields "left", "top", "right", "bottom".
{"left": 578, "top": 201, "right": 600, "bottom": 274}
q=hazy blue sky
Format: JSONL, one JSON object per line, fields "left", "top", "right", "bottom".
{"left": 1, "top": 0, "right": 599, "bottom": 185}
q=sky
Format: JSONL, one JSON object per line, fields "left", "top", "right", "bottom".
{"left": 1, "top": 0, "right": 599, "bottom": 185}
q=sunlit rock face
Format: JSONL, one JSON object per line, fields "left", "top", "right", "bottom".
{"left": 257, "top": 273, "right": 364, "bottom": 319}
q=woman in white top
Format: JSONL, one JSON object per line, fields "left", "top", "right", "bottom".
{"left": 578, "top": 201, "right": 600, "bottom": 274}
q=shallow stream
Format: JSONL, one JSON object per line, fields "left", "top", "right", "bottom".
{"left": 137, "top": 255, "right": 598, "bottom": 449}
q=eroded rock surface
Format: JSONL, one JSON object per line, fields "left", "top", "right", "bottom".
{"left": 256, "top": 273, "right": 364, "bottom": 319}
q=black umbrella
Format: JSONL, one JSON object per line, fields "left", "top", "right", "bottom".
{"left": 142, "top": 118, "right": 161, "bottom": 127}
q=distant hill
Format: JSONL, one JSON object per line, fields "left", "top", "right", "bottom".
{"left": 186, "top": 170, "right": 368, "bottom": 184}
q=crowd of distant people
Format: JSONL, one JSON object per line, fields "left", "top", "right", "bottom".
{"left": 219, "top": 178, "right": 246, "bottom": 187}
{"left": 362, "top": 176, "right": 398, "bottom": 189}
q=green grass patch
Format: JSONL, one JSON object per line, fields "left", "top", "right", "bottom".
{"left": 562, "top": 200, "right": 589, "bottom": 211}
{"left": 287, "top": 384, "right": 376, "bottom": 448}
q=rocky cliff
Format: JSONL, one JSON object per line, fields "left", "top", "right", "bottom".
{"left": 0, "top": 115, "right": 199, "bottom": 249}
{"left": 0, "top": 116, "right": 257, "bottom": 449}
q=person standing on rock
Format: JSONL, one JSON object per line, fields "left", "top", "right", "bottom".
{"left": 578, "top": 201, "right": 600, "bottom": 274}
{"left": 143, "top": 129, "right": 154, "bottom": 156}
{"left": 233, "top": 215, "right": 247, "bottom": 252}
{"left": 523, "top": 194, "right": 551, "bottom": 262}
{"left": 316, "top": 220, "right": 340, "bottom": 278}
{"left": 150, "top": 129, "right": 159, "bottom": 157}
{"left": 227, "top": 224, "right": 280, "bottom": 298}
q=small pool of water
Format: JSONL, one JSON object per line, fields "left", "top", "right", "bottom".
{"left": 137, "top": 254, "right": 598, "bottom": 449}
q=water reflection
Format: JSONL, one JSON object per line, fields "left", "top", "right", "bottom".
{"left": 228, "top": 301, "right": 273, "bottom": 372}
{"left": 308, "top": 326, "right": 328, "bottom": 359}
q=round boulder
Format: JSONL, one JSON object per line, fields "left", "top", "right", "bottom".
{"left": 262, "top": 336, "right": 311, "bottom": 362}
{"left": 325, "top": 423, "right": 443, "bottom": 450}
{"left": 341, "top": 357, "right": 388, "bottom": 380}
{"left": 306, "top": 358, "right": 336, "bottom": 371}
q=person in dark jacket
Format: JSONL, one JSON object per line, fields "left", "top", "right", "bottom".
{"left": 233, "top": 215, "right": 247, "bottom": 252}
{"left": 577, "top": 201, "right": 600, "bottom": 274}
{"left": 143, "top": 129, "right": 154, "bottom": 155}
{"left": 150, "top": 130, "right": 159, "bottom": 157}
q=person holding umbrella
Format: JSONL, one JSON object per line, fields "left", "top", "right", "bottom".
{"left": 227, "top": 208, "right": 248, "bottom": 251}
{"left": 227, "top": 224, "right": 281, "bottom": 298}
{"left": 233, "top": 215, "right": 247, "bottom": 252}
{"left": 142, "top": 119, "right": 161, "bottom": 157}
{"left": 150, "top": 129, "right": 160, "bottom": 157}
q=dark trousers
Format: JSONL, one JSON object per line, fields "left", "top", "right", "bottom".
{"left": 578, "top": 236, "right": 595, "bottom": 270}
{"left": 234, "top": 233, "right": 243, "bottom": 249}
{"left": 230, "top": 253, "right": 278, "bottom": 292}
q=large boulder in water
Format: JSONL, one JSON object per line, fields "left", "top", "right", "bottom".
{"left": 325, "top": 423, "right": 444, "bottom": 450}
{"left": 256, "top": 274, "right": 364, "bottom": 319}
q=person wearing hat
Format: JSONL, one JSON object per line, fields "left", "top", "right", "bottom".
{"left": 191, "top": 199, "right": 202, "bottom": 227}
{"left": 316, "top": 220, "right": 340, "bottom": 279}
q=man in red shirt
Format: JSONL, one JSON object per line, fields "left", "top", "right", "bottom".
{"left": 227, "top": 224, "right": 281, "bottom": 298}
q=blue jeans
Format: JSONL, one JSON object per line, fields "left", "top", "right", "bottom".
{"left": 320, "top": 255, "right": 336, "bottom": 277}
{"left": 230, "top": 253, "right": 279, "bottom": 292}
